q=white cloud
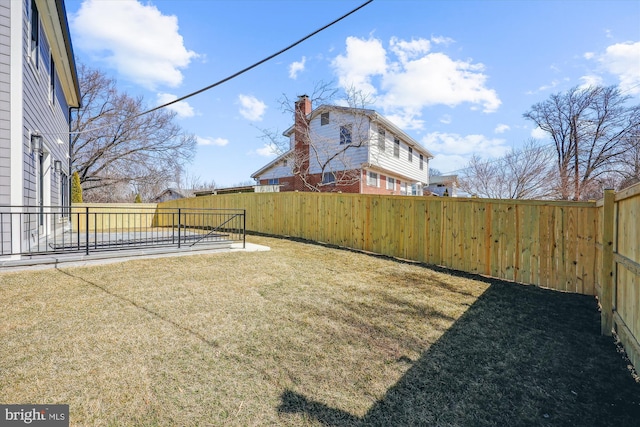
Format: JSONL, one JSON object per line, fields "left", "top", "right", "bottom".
{"left": 156, "top": 93, "right": 195, "bottom": 118}
{"left": 439, "top": 114, "right": 452, "bottom": 124}
{"left": 71, "top": 0, "right": 197, "bottom": 90}
{"left": 255, "top": 144, "right": 278, "bottom": 157}
{"left": 429, "top": 153, "right": 471, "bottom": 175}
{"left": 331, "top": 36, "right": 501, "bottom": 128}
{"left": 494, "top": 124, "right": 510, "bottom": 134}
{"left": 598, "top": 41, "right": 640, "bottom": 94}
{"left": 331, "top": 36, "right": 387, "bottom": 96}
{"left": 579, "top": 74, "right": 604, "bottom": 88}
{"left": 583, "top": 52, "right": 595, "bottom": 60}
{"left": 530, "top": 127, "right": 548, "bottom": 140}
{"left": 422, "top": 131, "right": 510, "bottom": 173}
{"left": 389, "top": 37, "right": 432, "bottom": 64}
{"left": 238, "top": 95, "right": 267, "bottom": 121}
{"left": 289, "top": 56, "right": 306, "bottom": 79}
{"left": 197, "top": 136, "right": 228, "bottom": 147}
{"left": 383, "top": 112, "right": 425, "bottom": 131}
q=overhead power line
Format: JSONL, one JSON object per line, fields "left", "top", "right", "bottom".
{"left": 67, "top": 0, "right": 374, "bottom": 136}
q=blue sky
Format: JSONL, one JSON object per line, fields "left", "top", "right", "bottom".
{"left": 65, "top": 0, "right": 640, "bottom": 188}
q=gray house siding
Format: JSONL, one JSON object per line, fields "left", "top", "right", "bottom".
{"left": 23, "top": 0, "right": 71, "bottom": 205}
{"left": 0, "top": 0, "right": 77, "bottom": 255}
{"left": 0, "top": 2, "right": 12, "bottom": 254}
{"left": 0, "top": 2, "right": 10, "bottom": 207}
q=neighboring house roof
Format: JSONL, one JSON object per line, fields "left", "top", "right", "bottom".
{"left": 250, "top": 151, "right": 293, "bottom": 179}
{"left": 151, "top": 188, "right": 195, "bottom": 202}
{"left": 195, "top": 185, "right": 255, "bottom": 196}
{"left": 42, "top": 0, "right": 81, "bottom": 107}
{"left": 429, "top": 175, "right": 459, "bottom": 186}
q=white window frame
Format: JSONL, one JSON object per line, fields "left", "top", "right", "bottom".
{"left": 29, "top": 0, "right": 40, "bottom": 68}
{"left": 49, "top": 54, "right": 55, "bottom": 105}
{"left": 321, "top": 112, "right": 330, "bottom": 125}
{"left": 367, "top": 171, "right": 379, "bottom": 187}
{"left": 408, "top": 146, "right": 413, "bottom": 162}
{"left": 322, "top": 172, "right": 336, "bottom": 185}
{"left": 378, "top": 128, "right": 385, "bottom": 151}
{"left": 419, "top": 154, "right": 424, "bottom": 170}
{"left": 393, "top": 138, "right": 400, "bottom": 158}
{"left": 340, "top": 124, "right": 352, "bottom": 145}
{"left": 267, "top": 178, "right": 279, "bottom": 185}
{"left": 386, "top": 177, "right": 395, "bottom": 190}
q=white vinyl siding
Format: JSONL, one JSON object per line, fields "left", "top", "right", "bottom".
{"left": 305, "top": 110, "right": 368, "bottom": 175}
{"left": 368, "top": 130, "right": 429, "bottom": 185}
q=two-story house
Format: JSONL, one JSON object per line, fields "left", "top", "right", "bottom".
{"left": 1, "top": 0, "right": 80, "bottom": 255}
{"left": 251, "top": 95, "right": 433, "bottom": 195}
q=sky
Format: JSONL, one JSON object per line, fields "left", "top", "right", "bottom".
{"left": 64, "top": 0, "right": 640, "bottom": 188}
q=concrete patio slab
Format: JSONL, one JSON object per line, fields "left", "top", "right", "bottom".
{"left": 0, "top": 242, "right": 270, "bottom": 273}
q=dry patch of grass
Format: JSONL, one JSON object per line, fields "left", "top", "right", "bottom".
{"left": 1, "top": 235, "right": 638, "bottom": 426}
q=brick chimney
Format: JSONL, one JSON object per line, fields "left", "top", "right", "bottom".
{"left": 293, "top": 95, "right": 312, "bottom": 191}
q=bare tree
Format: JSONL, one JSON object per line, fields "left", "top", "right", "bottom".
{"left": 524, "top": 85, "right": 640, "bottom": 200}
{"left": 71, "top": 64, "right": 197, "bottom": 202}
{"left": 459, "top": 140, "right": 557, "bottom": 199}
{"left": 259, "top": 84, "right": 376, "bottom": 192}
{"left": 617, "top": 122, "right": 640, "bottom": 189}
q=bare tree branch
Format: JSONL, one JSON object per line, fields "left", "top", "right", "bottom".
{"left": 71, "top": 64, "right": 197, "bottom": 202}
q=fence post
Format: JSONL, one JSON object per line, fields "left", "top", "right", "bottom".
{"left": 85, "top": 206, "right": 90, "bottom": 256}
{"left": 177, "top": 208, "right": 181, "bottom": 249}
{"left": 600, "top": 189, "right": 615, "bottom": 336}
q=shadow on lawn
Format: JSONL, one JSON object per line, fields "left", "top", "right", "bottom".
{"left": 278, "top": 280, "right": 640, "bottom": 426}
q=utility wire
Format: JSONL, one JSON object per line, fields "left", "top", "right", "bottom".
{"left": 67, "top": 0, "right": 374, "bottom": 136}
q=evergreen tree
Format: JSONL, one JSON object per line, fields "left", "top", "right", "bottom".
{"left": 71, "top": 171, "right": 83, "bottom": 203}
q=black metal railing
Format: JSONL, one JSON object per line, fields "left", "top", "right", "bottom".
{"left": 0, "top": 206, "right": 245, "bottom": 257}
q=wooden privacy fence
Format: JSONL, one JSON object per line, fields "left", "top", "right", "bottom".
{"left": 71, "top": 203, "right": 158, "bottom": 232}
{"left": 596, "top": 186, "right": 640, "bottom": 370}
{"left": 160, "top": 187, "right": 640, "bottom": 371}
{"left": 160, "top": 193, "right": 599, "bottom": 294}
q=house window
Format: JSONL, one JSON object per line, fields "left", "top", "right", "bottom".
{"left": 60, "top": 172, "right": 68, "bottom": 207}
{"left": 340, "top": 125, "right": 352, "bottom": 145}
{"left": 267, "top": 178, "right": 279, "bottom": 185}
{"left": 321, "top": 112, "right": 329, "bottom": 125}
{"left": 400, "top": 182, "right": 407, "bottom": 195}
{"left": 419, "top": 154, "right": 424, "bottom": 170}
{"left": 49, "top": 55, "right": 55, "bottom": 104}
{"left": 394, "top": 138, "right": 400, "bottom": 158}
{"left": 378, "top": 128, "right": 385, "bottom": 151}
{"left": 386, "top": 177, "right": 395, "bottom": 190}
{"left": 30, "top": 0, "right": 40, "bottom": 67}
{"left": 408, "top": 147, "right": 413, "bottom": 162}
{"left": 283, "top": 159, "right": 288, "bottom": 167}
{"left": 322, "top": 172, "right": 335, "bottom": 184}
{"left": 367, "top": 171, "right": 378, "bottom": 187}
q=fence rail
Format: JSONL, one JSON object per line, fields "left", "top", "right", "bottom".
{"left": 0, "top": 205, "right": 245, "bottom": 256}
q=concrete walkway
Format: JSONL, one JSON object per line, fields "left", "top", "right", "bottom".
{"left": 0, "top": 242, "right": 270, "bottom": 273}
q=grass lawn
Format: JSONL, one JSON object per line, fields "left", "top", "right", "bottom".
{"left": 1, "top": 235, "right": 639, "bottom": 426}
